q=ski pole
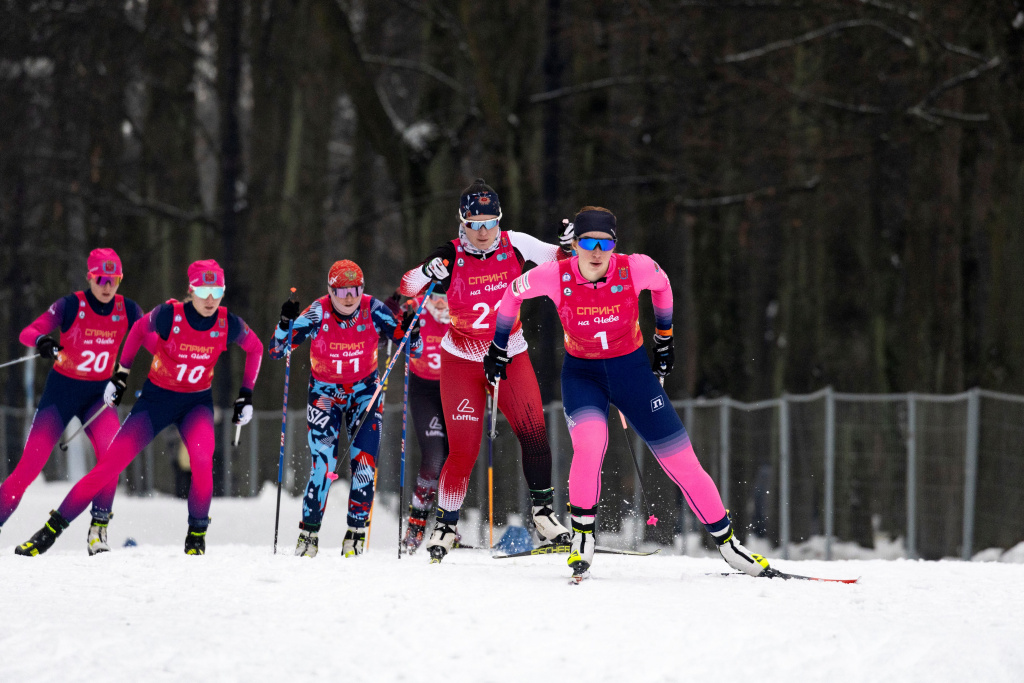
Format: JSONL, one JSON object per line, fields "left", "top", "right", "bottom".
{"left": 327, "top": 281, "right": 436, "bottom": 482}
{"left": 0, "top": 353, "right": 40, "bottom": 370}
{"left": 273, "top": 288, "right": 298, "bottom": 554}
{"left": 58, "top": 405, "right": 106, "bottom": 451}
{"left": 487, "top": 379, "right": 500, "bottom": 549}
{"left": 366, "top": 340, "right": 393, "bottom": 552}
{"left": 398, "top": 340, "right": 410, "bottom": 559}
{"left": 618, "top": 407, "right": 658, "bottom": 527}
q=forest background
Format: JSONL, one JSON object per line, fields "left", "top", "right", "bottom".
{"left": 2, "top": 0, "right": 1023, "bottom": 415}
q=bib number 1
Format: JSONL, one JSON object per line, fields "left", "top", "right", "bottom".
{"left": 594, "top": 331, "right": 608, "bottom": 350}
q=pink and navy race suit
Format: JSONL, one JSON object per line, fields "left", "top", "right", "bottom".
{"left": 269, "top": 294, "right": 417, "bottom": 530}
{"left": 54, "top": 300, "right": 263, "bottom": 529}
{"left": 399, "top": 230, "right": 564, "bottom": 522}
{"left": 0, "top": 291, "right": 144, "bottom": 527}
{"left": 494, "top": 253, "right": 730, "bottom": 531}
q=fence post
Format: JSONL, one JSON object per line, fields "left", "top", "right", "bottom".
{"left": 719, "top": 399, "right": 730, "bottom": 507}
{"left": 906, "top": 393, "right": 917, "bottom": 560}
{"left": 249, "top": 412, "right": 260, "bottom": 496}
{"left": 824, "top": 387, "right": 835, "bottom": 561}
{"left": 779, "top": 395, "right": 790, "bottom": 560}
{"left": 963, "top": 388, "right": 980, "bottom": 561}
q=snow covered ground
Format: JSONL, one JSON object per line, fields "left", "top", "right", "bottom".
{"left": 2, "top": 481, "right": 1023, "bottom": 683}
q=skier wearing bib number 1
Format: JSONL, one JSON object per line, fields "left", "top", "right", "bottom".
{"left": 398, "top": 179, "right": 573, "bottom": 562}
{"left": 16, "top": 259, "right": 264, "bottom": 556}
{"left": 1, "top": 248, "right": 143, "bottom": 554}
{"left": 270, "top": 260, "right": 421, "bottom": 558}
{"left": 490, "top": 206, "right": 774, "bottom": 580}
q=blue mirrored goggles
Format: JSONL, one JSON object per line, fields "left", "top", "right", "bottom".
{"left": 192, "top": 285, "right": 225, "bottom": 299}
{"left": 576, "top": 237, "right": 617, "bottom": 252}
{"left": 331, "top": 285, "right": 363, "bottom": 299}
{"left": 459, "top": 210, "right": 502, "bottom": 231}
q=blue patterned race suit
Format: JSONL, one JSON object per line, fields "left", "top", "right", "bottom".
{"left": 303, "top": 374, "right": 383, "bottom": 528}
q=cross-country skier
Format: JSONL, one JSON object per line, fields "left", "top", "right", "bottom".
{"left": 0, "top": 248, "right": 143, "bottom": 554}
{"left": 490, "top": 207, "right": 773, "bottom": 579}
{"left": 398, "top": 178, "right": 573, "bottom": 562}
{"left": 384, "top": 291, "right": 451, "bottom": 553}
{"left": 15, "top": 259, "right": 263, "bottom": 556}
{"left": 271, "top": 260, "right": 421, "bottom": 558}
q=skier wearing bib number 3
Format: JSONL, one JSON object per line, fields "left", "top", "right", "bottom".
{"left": 1, "top": 248, "right": 143, "bottom": 554}
{"left": 398, "top": 179, "right": 573, "bottom": 562}
{"left": 16, "top": 259, "right": 264, "bottom": 556}
{"left": 491, "top": 207, "right": 774, "bottom": 580}
{"left": 270, "top": 260, "right": 422, "bottom": 558}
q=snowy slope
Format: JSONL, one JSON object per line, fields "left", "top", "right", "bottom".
{"left": 2, "top": 482, "right": 1023, "bottom": 683}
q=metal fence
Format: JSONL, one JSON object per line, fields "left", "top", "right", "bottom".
{"left": 3, "top": 386, "right": 1023, "bottom": 560}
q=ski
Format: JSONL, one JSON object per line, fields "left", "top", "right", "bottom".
{"left": 714, "top": 568, "right": 859, "bottom": 584}
{"left": 493, "top": 544, "right": 662, "bottom": 559}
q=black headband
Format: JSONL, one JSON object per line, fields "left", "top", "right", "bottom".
{"left": 573, "top": 210, "right": 616, "bottom": 240}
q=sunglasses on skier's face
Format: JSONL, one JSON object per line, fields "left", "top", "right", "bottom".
{"left": 91, "top": 275, "right": 122, "bottom": 287}
{"left": 330, "top": 285, "right": 363, "bottom": 299}
{"left": 576, "top": 237, "right": 617, "bottom": 252}
{"left": 192, "top": 286, "right": 225, "bottom": 299}
{"left": 460, "top": 210, "right": 502, "bottom": 231}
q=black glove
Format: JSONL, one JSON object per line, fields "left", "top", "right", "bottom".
{"left": 233, "top": 389, "right": 253, "bottom": 426}
{"left": 483, "top": 342, "right": 510, "bottom": 386}
{"left": 36, "top": 335, "right": 62, "bottom": 360}
{"left": 278, "top": 298, "right": 301, "bottom": 331}
{"left": 104, "top": 364, "right": 130, "bottom": 407}
{"left": 651, "top": 335, "right": 674, "bottom": 377}
{"left": 558, "top": 219, "right": 575, "bottom": 255}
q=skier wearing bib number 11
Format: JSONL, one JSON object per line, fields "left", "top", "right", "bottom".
{"left": 398, "top": 178, "right": 573, "bottom": 562}
{"left": 15, "top": 259, "right": 264, "bottom": 556}
{"left": 490, "top": 206, "right": 773, "bottom": 580}
{"left": 1, "top": 248, "right": 143, "bottom": 554}
{"left": 269, "top": 260, "right": 422, "bottom": 558}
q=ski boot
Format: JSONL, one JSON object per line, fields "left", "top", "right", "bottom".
{"left": 707, "top": 513, "right": 770, "bottom": 577}
{"left": 425, "top": 521, "right": 459, "bottom": 563}
{"left": 15, "top": 510, "right": 70, "bottom": 556}
{"left": 87, "top": 517, "right": 110, "bottom": 556}
{"left": 184, "top": 525, "right": 207, "bottom": 555}
{"left": 295, "top": 524, "right": 319, "bottom": 558}
{"left": 403, "top": 507, "right": 429, "bottom": 554}
{"left": 342, "top": 527, "right": 365, "bottom": 558}
{"left": 530, "top": 488, "right": 571, "bottom": 544}
{"left": 567, "top": 505, "right": 596, "bottom": 581}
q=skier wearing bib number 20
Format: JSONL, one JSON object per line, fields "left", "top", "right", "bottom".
{"left": 16, "top": 259, "right": 264, "bottom": 556}
{"left": 398, "top": 179, "right": 573, "bottom": 562}
{"left": 490, "top": 207, "right": 773, "bottom": 580}
{"left": 270, "top": 260, "right": 421, "bottom": 558}
{"left": 1, "top": 248, "right": 143, "bottom": 554}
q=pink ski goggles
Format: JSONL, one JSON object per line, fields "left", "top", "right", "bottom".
{"left": 331, "top": 285, "right": 363, "bottom": 299}
{"left": 91, "top": 275, "right": 122, "bottom": 287}
{"left": 192, "top": 285, "right": 225, "bottom": 299}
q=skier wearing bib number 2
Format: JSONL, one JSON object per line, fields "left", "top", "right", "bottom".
{"left": 398, "top": 179, "right": 573, "bottom": 562}
{"left": 270, "top": 260, "right": 421, "bottom": 558}
{"left": 16, "top": 259, "right": 264, "bottom": 556}
{"left": 490, "top": 207, "right": 774, "bottom": 580}
{"left": 1, "top": 248, "right": 143, "bottom": 554}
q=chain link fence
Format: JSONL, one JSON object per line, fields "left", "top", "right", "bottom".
{"left": 3, "top": 387, "right": 1023, "bottom": 560}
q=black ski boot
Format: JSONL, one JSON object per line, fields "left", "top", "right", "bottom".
{"left": 184, "top": 525, "right": 207, "bottom": 555}
{"left": 16, "top": 510, "right": 70, "bottom": 556}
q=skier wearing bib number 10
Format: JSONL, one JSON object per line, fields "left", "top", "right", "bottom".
{"left": 398, "top": 178, "right": 573, "bottom": 562}
{"left": 16, "top": 259, "right": 264, "bottom": 556}
{"left": 270, "top": 260, "right": 422, "bottom": 558}
{"left": 1, "top": 248, "right": 143, "bottom": 554}
{"left": 490, "top": 207, "right": 773, "bottom": 580}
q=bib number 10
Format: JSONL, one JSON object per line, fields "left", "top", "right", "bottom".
{"left": 175, "top": 363, "right": 207, "bottom": 384}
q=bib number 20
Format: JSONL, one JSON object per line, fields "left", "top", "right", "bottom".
{"left": 76, "top": 350, "right": 110, "bottom": 374}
